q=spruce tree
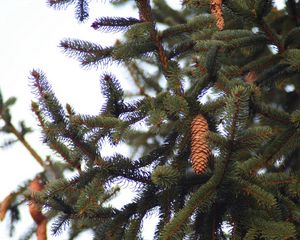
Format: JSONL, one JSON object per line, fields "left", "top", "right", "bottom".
{"left": 1, "top": 0, "right": 300, "bottom": 239}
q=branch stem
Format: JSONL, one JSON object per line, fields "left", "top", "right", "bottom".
{"left": 8, "top": 123, "right": 45, "bottom": 168}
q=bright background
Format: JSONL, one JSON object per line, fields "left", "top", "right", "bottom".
{"left": 0, "top": 0, "right": 286, "bottom": 239}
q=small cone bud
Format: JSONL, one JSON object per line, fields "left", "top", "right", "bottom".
{"left": 244, "top": 71, "right": 257, "bottom": 83}
{"left": 191, "top": 114, "right": 210, "bottom": 174}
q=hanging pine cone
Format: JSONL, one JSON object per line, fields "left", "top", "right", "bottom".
{"left": 191, "top": 114, "right": 210, "bottom": 174}
{"left": 29, "top": 178, "right": 47, "bottom": 240}
{"left": 211, "top": 0, "right": 224, "bottom": 31}
{"left": 0, "top": 194, "right": 13, "bottom": 221}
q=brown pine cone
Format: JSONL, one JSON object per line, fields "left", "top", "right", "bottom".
{"left": 29, "top": 178, "right": 47, "bottom": 240}
{"left": 211, "top": 0, "right": 224, "bottom": 31}
{"left": 191, "top": 114, "right": 210, "bottom": 174}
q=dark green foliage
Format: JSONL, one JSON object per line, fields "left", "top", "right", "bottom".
{"left": 60, "top": 39, "right": 114, "bottom": 67}
{"left": 75, "top": 0, "right": 89, "bottom": 22}
{"left": 91, "top": 17, "right": 141, "bottom": 32}
{"left": 48, "top": 0, "right": 89, "bottom": 22}
{"left": 3, "top": 0, "right": 300, "bottom": 239}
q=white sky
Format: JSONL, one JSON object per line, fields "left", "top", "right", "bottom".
{"left": 0, "top": 0, "right": 286, "bottom": 239}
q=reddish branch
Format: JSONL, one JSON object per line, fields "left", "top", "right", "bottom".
{"left": 136, "top": 0, "right": 169, "bottom": 72}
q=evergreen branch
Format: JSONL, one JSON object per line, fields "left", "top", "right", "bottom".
{"left": 75, "top": 0, "right": 89, "bottom": 22}
{"left": 100, "top": 73, "right": 124, "bottom": 116}
{"left": 238, "top": 127, "right": 298, "bottom": 172}
{"left": 48, "top": 138, "right": 81, "bottom": 171}
{"left": 125, "top": 61, "right": 162, "bottom": 93}
{"left": 166, "top": 61, "right": 184, "bottom": 95}
{"left": 124, "top": 61, "right": 149, "bottom": 96}
{"left": 252, "top": 100, "right": 290, "bottom": 125}
{"left": 160, "top": 179, "right": 216, "bottom": 240}
{"left": 226, "top": 35, "right": 268, "bottom": 50}
{"left": 6, "top": 1, "right": 300, "bottom": 239}
{"left": 151, "top": 165, "right": 180, "bottom": 188}
{"left": 188, "top": 48, "right": 219, "bottom": 98}
{"left": 48, "top": 0, "right": 75, "bottom": 9}
{"left": 136, "top": 0, "right": 169, "bottom": 73}
{"left": 42, "top": 179, "right": 74, "bottom": 198}
{"left": 267, "top": 179, "right": 297, "bottom": 186}
{"left": 168, "top": 40, "right": 195, "bottom": 60}
{"left": 259, "top": 19, "right": 284, "bottom": 53}
{"left": 161, "top": 24, "right": 192, "bottom": 39}
{"left": 124, "top": 216, "right": 143, "bottom": 240}
{"left": 113, "top": 40, "right": 156, "bottom": 62}
{"left": 255, "top": 0, "right": 273, "bottom": 20}
{"left": 206, "top": 45, "right": 219, "bottom": 80}
{"left": 95, "top": 186, "right": 158, "bottom": 238}
{"left": 31, "top": 101, "right": 46, "bottom": 129}
{"left": 46, "top": 196, "right": 74, "bottom": 215}
{"left": 223, "top": 1, "right": 256, "bottom": 23}
{"left": 51, "top": 214, "right": 71, "bottom": 236}
{"left": 224, "top": 86, "right": 250, "bottom": 141}
{"left": 71, "top": 115, "right": 124, "bottom": 129}
{"left": 32, "top": 102, "right": 81, "bottom": 171}
{"left": 240, "top": 181, "right": 277, "bottom": 208}
{"left": 255, "top": 63, "right": 290, "bottom": 86}
{"left": 105, "top": 154, "right": 152, "bottom": 185}
{"left": 30, "top": 69, "right": 66, "bottom": 125}
{"left": 249, "top": 218, "right": 296, "bottom": 239}
{"left": 153, "top": 0, "right": 186, "bottom": 24}
{"left": 236, "top": 126, "right": 272, "bottom": 151}
{"left": 286, "top": 0, "right": 300, "bottom": 25}
{"left": 241, "top": 54, "right": 281, "bottom": 74}
{"left": 60, "top": 39, "right": 114, "bottom": 67}
{"left": 134, "top": 131, "right": 178, "bottom": 168}
{"left": 263, "top": 127, "right": 299, "bottom": 166}
{"left": 279, "top": 194, "right": 300, "bottom": 223}
{"left": 66, "top": 128, "right": 98, "bottom": 162}
{"left": 284, "top": 27, "right": 300, "bottom": 49}
{"left": 91, "top": 17, "right": 141, "bottom": 32}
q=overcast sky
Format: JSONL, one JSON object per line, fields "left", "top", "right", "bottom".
{"left": 0, "top": 0, "right": 286, "bottom": 239}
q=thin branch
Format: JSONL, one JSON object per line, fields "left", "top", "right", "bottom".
{"left": 136, "top": 0, "right": 169, "bottom": 73}
{"left": 260, "top": 19, "right": 284, "bottom": 53}
{"left": 7, "top": 123, "right": 46, "bottom": 168}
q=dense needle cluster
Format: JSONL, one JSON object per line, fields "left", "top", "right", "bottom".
{"left": 191, "top": 114, "right": 210, "bottom": 174}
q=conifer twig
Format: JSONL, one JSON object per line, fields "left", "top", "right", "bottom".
{"left": 136, "top": 0, "right": 169, "bottom": 72}
{"left": 125, "top": 62, "right": 148, "bottom": 96}
{"left": 7, "top": 122, "right": 46, "bottom": 168}
{"left": 32, "top": 102, "right": 81, "bottom": 171}
{"left": 260, "top": 19, "right": 284, "bottom": 53}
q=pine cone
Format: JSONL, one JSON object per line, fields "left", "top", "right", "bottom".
{"left": 0, "top": 194, "right": 13, "bottom": 221}
{"left": 29, "top": 178, "right": 47, "bottom": 240}
{"left": 191, "top": 114, "right": 210, "bottom": 174}
{"left": 211, "top": 0, "right": 224, "bottom": 31}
